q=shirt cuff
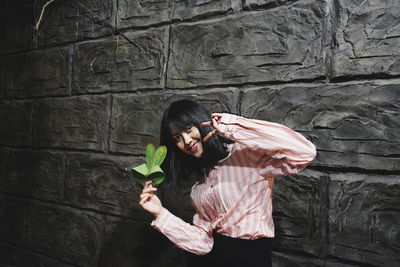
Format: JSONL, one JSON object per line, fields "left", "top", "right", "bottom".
{"left": 151, "top": 208, "right": 171, "bottom": 231}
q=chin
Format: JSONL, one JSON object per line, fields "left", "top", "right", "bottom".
{"left": 190, "top": 144, "right": 203, "bottom": 158}
{"left": 193, "top": 153, "right": 203, "bottom": 158}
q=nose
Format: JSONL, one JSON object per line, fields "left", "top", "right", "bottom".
{"left": 182, "top": 133, "right": 193, "bottom": 146}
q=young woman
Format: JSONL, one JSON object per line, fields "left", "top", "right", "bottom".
{"left": 139, "top": 99, "right": 316, "bottom": 266}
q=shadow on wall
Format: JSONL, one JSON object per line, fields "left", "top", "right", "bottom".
{"left": 96, "top": 170, "right": 201, "bottom": 267}
{"left": 97, "top": 219, "right": 186, "bottom": 267}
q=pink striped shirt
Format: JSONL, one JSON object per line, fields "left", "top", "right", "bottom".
{"left": 151, "top": 113, "right": 316, "bottom": 255}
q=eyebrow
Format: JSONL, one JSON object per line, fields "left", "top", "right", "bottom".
{"left": 170, "top": 125, "right": 193, "bottom": 136}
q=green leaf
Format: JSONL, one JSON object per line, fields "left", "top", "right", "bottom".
{"left": 127, "top": 144, "right": 168, "bottom": 186}
{"left": 146, "top": 144, "right": 155, "bottom": 169}
{"left": 131, "top": 163, "right": 149, "bottom": 185}
{"left": 132, "top": 174, "right": 149, "bottom": 185}
{"left": 152, "top": 176, "right": 165, "bottom": 186}
{"left": 148, "top": 165, "right": 165, "bottom": 186}
{"left": 153, "top": 146, "right": 167, "bottom": 166}
{"left": 131, "top": 163, "right": 148, "bottom": 177}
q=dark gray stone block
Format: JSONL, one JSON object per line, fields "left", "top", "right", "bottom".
{"left": 33, "top": 96, "right": 110, "bottom": 151}
{"left": 0, "top": 242, "right": 19, "bottom": 267}
{"left": 4, "top": 48, "right": 69, "bottom": 98}
{"left": 244, "top": 0, "right": 298, "bottom": 8}
{"left": 0, "top": 242, "right": 77, "bottom": 267}
{"left": 167, "top": 0, "right": 327, "bottom": 88}
{"left": 332, "top": 0, "right": 400, "bottom": 78}
{"left": 0, "top": 0, "right": 115, "bottom": 52}
{"left": 272, "top": 251, "right": 325, "bottom": 267}
{"left": 27, "top": 202, "right": 103, "bottom": 266}
{"left": 0, "top": 5, "right": 33, "bottom": 54}
{"left": 100, "top": 216, "right": 186, "bottom": 267}
{"left": 19, "top": 251, "right": 77, "bottom": 267}
{"left": 0, "top": 194, "right": 27, "bottom": 246}
{"left": 65, "top": 153, "right": 145, "bottom": 216}
{"left": 328, "top": 173, "right": 400, "bottom": 266}
{"left": 0, "top": 0, "right": 32, "bottom": 10}
{"left": 110, "top": 89, "right": 237, "bottom": 154}
{"left": 0, "top": 149, "right": 63, "bottom": 202}
{"left": 240, "top": 82, "right": 400, "bottom": 171}
{"left": 36, "top": 0, "right": 115, "bottom": 47}
{"left": 272, "top": 251, "right": 359, "bottom": 267}
{"left": 0, "top": 57, "right": 4, "bottom": 99}
{"left": 110, "top": 93, "right": 163, "bottom": 155}
{"left": 273, "top": 169, "right": 328, "bottom": 257}
{"left": 324, "top": 261, "right": 361, "bottom": 267}
{"left": 117, "top": 0, "right": 240, "bottom": 29}
{"left": 72, "top": 28, "right": 168, "bottom": 94}
{"left": 0, "top": 101, "right": 32, "bottom": 147}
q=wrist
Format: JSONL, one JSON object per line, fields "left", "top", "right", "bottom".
{"left": 153, "top": 207, "right": 164, "bottom": 218}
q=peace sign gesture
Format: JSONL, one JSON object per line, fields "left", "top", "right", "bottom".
{"left": 200, "top": 113, "right": 223, "bottom": 142}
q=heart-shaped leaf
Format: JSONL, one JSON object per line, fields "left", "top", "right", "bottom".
{"left": 127, "top": 144, "right": 168, "bottom": 186}
{"left": 151, "top": 175, "right": 165, "bottom": 186}
{"left": 153, "top": 146, "right": 167, "bottom": 166}
{"left": 131, "top": 163, "right": 149, "bottom": 185}
{"left": 132, "top": 163, "right": 148, "bottom": 177}
{"left": 146, "top": 144, "right": 155, "bottom": 169}
{"left": 147, "top": 165, "right": 165, "bottom": 185}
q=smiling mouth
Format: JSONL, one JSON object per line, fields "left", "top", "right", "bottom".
{"left": 188, "top": 142, "right": 199, "bottom": 152}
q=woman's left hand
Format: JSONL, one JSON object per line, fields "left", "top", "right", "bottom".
{"left": 139, "top": 181, "right": 163, "bottom": 217}
{"left": 201, "top": 113, "right": 223, "bottom": 142}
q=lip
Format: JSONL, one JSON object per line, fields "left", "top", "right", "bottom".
{"left": 188, "top": 142, "right": 199, "bottom": 153}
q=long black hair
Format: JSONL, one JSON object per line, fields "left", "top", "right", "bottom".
{"left": 159, "top": 99, "right": 233, "bottom": 186}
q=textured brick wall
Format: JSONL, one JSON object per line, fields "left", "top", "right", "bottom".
{"left": 0, "top": 0, "right": 399, "bottom": 266}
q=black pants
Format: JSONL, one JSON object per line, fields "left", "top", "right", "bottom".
{"left": 186, "top": 234, "right": 272, "bottom": 267}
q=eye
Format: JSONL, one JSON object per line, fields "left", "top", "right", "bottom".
{"left": 186, "top": 125, "right": 193, "bottom": 133}
{"left": 172, "top": 135, "right": 181, "bottom": 142}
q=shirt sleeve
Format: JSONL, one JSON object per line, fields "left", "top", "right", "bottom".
{"left": 216, "top": 113, "right": 316, "bottom": 177}
{"left": 151, "top": 208, "right": 214, "bottom": 255}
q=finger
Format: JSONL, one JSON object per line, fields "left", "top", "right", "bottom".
{"left": 143, "top": 180, "right": 151, "bottom": 189}
{"left": 139, "top": 196, "right": 150, "bottom": 206}
{"left": 142, "top": 187, "right": 157, "bottom": 194}
{"left": 203, "top": 129, "right": 217, "bottom": 143}
{"left": 139, "top": 195, "right": 151, "bottom": 205}
{"left": 211, "top": 113, "right": 223, "bottom": 119}
{"left": 147, "top": 180, "right": 154, "bottom": 190}
{"left": 212, "top": 117, "right": 219, "bottom": 128}
{"left": 201, "top": 121, "right": 212, "bottom": 127}
{"left": 203, "top": 131, "right": 213, "bottom": 142}
{"left": 143, "top": 187, "right": 157, "bottom": 192}
{"left": 140, "top": 193, "right": 153, "bottom": 200}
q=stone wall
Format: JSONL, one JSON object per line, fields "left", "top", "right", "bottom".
{"left": 0, "top": 0, "right": 399, "bottom": 266}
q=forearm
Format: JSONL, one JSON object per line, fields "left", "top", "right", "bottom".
{"left": 151, "top": 208, "right": 214, "bottom": 255}
{"left": 217, "top": 113, "right": 316, "bottom": 175}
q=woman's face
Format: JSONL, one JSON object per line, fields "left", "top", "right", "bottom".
{"left": 171, "top": 125, "right": 204, "bottom": 158}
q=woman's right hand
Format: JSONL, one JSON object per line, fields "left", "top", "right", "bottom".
{"left": 201, "top": 113, "right": 223, "bottom": 142}
{"left": 139, "top": 181, "right": 163, "bottom": 217}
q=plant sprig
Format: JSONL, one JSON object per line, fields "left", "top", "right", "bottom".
{"left": 128, "top": 144, "right": 167, "bottom": 186}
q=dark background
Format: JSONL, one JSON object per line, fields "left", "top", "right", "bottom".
{"left": 0, "top": 0, "right": 399, "bottom": 266}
